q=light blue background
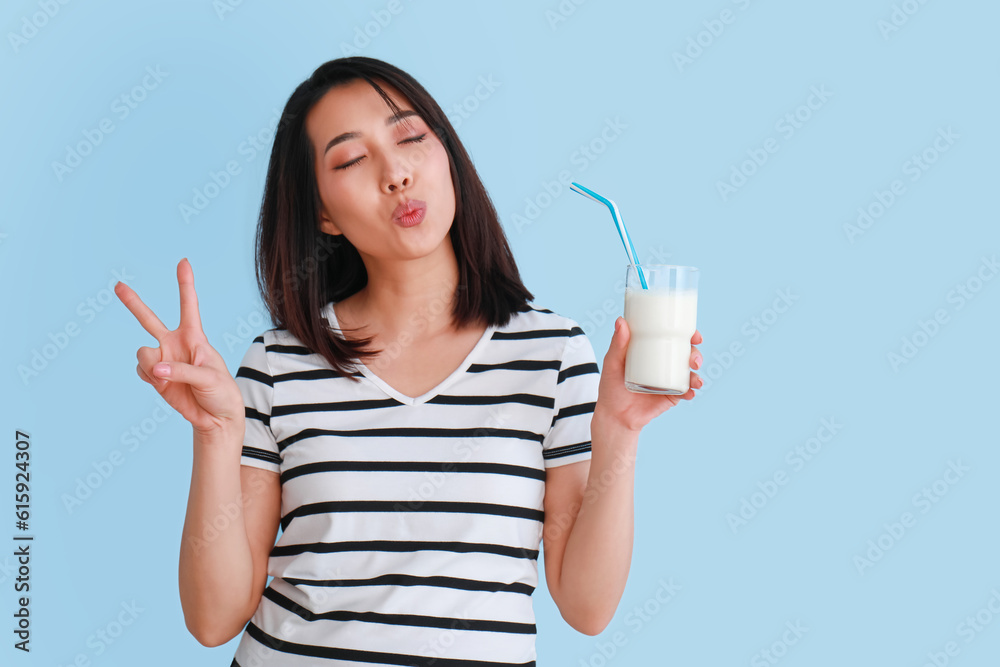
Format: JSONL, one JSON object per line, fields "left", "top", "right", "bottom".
{"left": 2, "top": 1, "right": 998, "bottom": 665}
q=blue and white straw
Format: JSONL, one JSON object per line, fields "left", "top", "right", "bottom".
{"left": 569, "top": 181, "right": 648, "bottom": 289}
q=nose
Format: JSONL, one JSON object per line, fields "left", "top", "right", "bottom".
{"left": 382, "top": 154, "right": 412, "bottom": 193}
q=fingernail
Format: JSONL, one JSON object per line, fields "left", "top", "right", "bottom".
{"left": 153, "top": 363, "right": 170, "bottom": 377}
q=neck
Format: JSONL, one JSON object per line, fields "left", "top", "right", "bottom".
{"left": 351, "top": 234, "right": 465, "bottom": 338}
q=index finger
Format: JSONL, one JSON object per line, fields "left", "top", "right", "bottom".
{"left": 177, "top": 258, "right": 204, "bottom": 332}
{"left": 114, "top": 281, "right": 170, "bottom": 341}
{"left": 691, "top": 329, "right": 703, "bottom": 345}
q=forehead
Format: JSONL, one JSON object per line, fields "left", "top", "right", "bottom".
{"left": 306, "top": 79, "right": 415, "bottom": 139}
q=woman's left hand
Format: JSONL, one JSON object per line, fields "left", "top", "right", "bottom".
{"left": 593, "top": 317, "right": 703, "bottom": 434}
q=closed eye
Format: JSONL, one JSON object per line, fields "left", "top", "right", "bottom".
{"left": 334, "top": 134, "right": 428, "bottom": 170}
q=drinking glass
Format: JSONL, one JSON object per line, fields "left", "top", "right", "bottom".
{"left": 624, "top": 264, "right": 700, "bottom": 394}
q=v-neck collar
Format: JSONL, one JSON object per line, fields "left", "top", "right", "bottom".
{"left": 322, "top": 301, "right": 498, "bottom": 406}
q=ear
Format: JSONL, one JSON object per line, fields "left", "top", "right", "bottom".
{"left": 318, "top": 210, "right": 343, "bottom": 237}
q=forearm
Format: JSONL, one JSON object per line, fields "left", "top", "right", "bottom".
{"left": 178, "top": 427, "right": 255, "bottom": 646}
{"left": 557, "top": 410, "right": 639, "bottom": 635}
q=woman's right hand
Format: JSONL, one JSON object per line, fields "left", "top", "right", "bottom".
{"left": 115, "top": 258, "right": 245, "bottom": 440}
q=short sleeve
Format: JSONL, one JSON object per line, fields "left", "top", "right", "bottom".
{"left": 236, "top": 332, "right": 280, "bottom": 473}
{"left": 542, "top": 320, "right": 601, "bottom": 468}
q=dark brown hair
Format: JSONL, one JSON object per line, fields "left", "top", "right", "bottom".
{"left": 254, "top": 56, "right": 533, "bottom": 379}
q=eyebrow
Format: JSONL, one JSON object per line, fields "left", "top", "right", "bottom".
{"left": 323, "top": 109, "right": 420, "bottom": 156}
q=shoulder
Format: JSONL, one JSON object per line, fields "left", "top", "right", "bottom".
{"left": 495, "top": 305, "right": 595, "bottom": 366}
{"left": 240, "top": 326, "right": 315, "bottom": 373}
{"left": 495, "top": 304, "right": 586, "bottom": 337}
{"left": 249, "top": 300, "right": 338, "bottom": 352}
{"left": 246, "top": 327, "right": 305, "bottom": 352}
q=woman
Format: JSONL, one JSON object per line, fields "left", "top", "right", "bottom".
{"left": 115, "top": 56, "right": 703, "bottom": 666}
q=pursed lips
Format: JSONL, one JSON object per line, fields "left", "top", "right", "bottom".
{"left": 392, "top": 198, "right": 426, "bottom": 222}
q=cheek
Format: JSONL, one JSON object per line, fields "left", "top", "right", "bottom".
{"left": 322, "top": 169, "right": 358, "bottom": 202}
{"left": 316, "top": 176, "right": 339, "bottom": 212}
{"left": 317, "top": 176, "right": 362, "bottom": 226}
{"left": 427, "top": 143, "right": 454, "bottom": 189}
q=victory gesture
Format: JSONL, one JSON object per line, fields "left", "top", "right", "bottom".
{"left": 115, "top": 258, "right": 245, "bottom": 439}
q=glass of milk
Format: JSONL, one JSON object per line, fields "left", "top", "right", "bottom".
{"left": 624, "top": 264, "right": 699, "bottom": 394}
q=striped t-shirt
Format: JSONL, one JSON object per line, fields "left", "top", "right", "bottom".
{"left": 230, "top": 301, "right": 600, "bottom": 667}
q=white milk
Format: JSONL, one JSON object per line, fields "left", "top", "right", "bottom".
{"left": 624, "top": 288, "right": 698, "bottom": 394}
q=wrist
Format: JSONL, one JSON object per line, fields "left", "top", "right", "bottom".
{"left": 591, "top": 405, "right": 642, "bottom": 447}
{"left": 193, "top": 422, "right": 245, "bottom": 453}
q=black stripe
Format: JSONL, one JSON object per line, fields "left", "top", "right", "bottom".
{"left": 266, "top": 343, "right": 314, "bottom": 355}
{"left": 427, "top": 393, "right": 554, "bottom": 409}
{"left": 466, "top": 359, "right": 562, "bottom": 373}
{"left": 263, "top": 587, "right": 536, "bottom": 634}
{"left": 273, "top": 397, "right": 403, "bottom": 416}
{"left": 529, "top": 306, "right": 554, "bottom": 314}
{"left": 281, "top": 460, "right": 546, "bottom": 484}
{"left": 553, "top": 401, "right": 596, "bottom": 422}
{"left": 270, "top": 539, "right": 538, "bottom": 560}
{"left": 244, "top": 406, "right": 270, "bottom": 426}
{"left": 274, "top": 368, "right": 365, "bottom": 382}
{"left": 281, "top": 500, "right": 544, "bottom": 532}
{"left": 281, "top": 573, "right": 535, "bottom": 596}
{"left": 277, "top": 426, "right": 543, "bottom": 452}
{"left": 241, "top": 445, "right": 281, "bottom": 466}
{"left": 491, "top": 326, "right": 584, "bottom": 340}
{"left": 558, "top": 361, "right": 600, "bottom": 384}
{"left": 245, "top": 621, "right": 536, "bottom": 666}
{"left": 543, "top": 441, "right": 592, "bottom": 459}
{"left": 236, "top": 366, "right": 272, "bottom": 387}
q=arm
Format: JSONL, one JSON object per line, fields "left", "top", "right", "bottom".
{"left": 179, "top": 427, "right": 257, "bottom": 646}
{"left": 179, "top": 347, "right": 283, "bottom": 647}
{"left": 179, "top": 436, "right": 281, "bottom": 647}
{"left": 542, "top": 417, "right": 638, "bottom": 636}
{"left": 543, "top": 317, "right": 702, "bottom": 635}
{"left": 116, "top": 260, "right": 280, "bottom": 646}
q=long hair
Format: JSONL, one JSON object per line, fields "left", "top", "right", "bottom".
{"left": 254, "top": 57, "right": 534, "bottom": 379}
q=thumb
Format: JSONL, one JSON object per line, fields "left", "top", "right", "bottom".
{"left": 605, "top": 317, "right": 630, "bottom": 369}
{"left": 613, "top": 317, "right": 630, "bottom": 349}
{"left": 152, "top": 360, "right": 216, "bottom": 390}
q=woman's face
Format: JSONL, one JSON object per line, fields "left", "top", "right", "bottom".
{"left": 306, "top": 79, "right": 456, "bottom": 262}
